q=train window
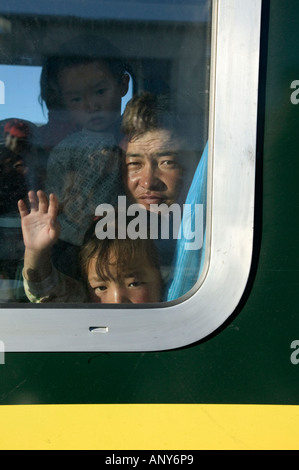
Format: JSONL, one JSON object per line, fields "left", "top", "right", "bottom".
{"left": 0, "top": 0, "right": 261, "bottom": 352}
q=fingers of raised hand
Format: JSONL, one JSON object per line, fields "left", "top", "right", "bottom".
{"left": 19, "top": 191, "right": 58, "bottom": 221}
{"left": 36, "top": 190, "right": 50, "bottom": 214}
{"left": 27, "top": 190, "right": 40, "bottom": 212}
{"left": 48, "top": 193, "right": 59, "bottom": 219}
{"left": 18, "top": 198, "right": 29, "bottom": 219}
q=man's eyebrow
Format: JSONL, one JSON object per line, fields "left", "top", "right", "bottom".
{"left": 126, "top": 150, "right": 179, "bottom": 158}
{"left": 125, "top": 153, "right": 143, "bottom": 158}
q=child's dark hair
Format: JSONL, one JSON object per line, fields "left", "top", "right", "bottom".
{"left": 79, "top": 215, "right": 162, "bottom": 286}
{"left": 40, "top": 34, "right": 129, "bottom": 111}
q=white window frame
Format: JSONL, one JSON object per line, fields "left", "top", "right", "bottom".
{"left": 0, "top": 0, "right": 262, "bottom": 352}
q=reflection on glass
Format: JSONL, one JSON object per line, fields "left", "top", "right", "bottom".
{"left": 0, "top": 0, "right": 211, "bottom": 304}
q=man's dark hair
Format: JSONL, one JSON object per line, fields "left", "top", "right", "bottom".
{"left": 121, "top": 92, "right": 183, "bottom": 141}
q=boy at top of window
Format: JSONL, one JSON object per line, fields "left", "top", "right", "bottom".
{"left": 42, "top": 35, "right": 130, "bottom": 277}
{"left": 39, "top": 34, "right": 130, "bottom": 150}
{"left": 19, "top": 191, "right": 162, "bottom": 304}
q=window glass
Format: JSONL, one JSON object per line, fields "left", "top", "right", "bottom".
{"left": 0, "top": 0, "right": 212, "bottom": 305}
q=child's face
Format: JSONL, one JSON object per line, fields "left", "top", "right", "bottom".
{"left": 58, "top": 62, "right": 129, "bottom": 132}
{"left": 87, "top": 253, "right": 162, "bottom": 304}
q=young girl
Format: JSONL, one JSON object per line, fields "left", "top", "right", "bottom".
{"left": 18, "top": 191, "right": 162, "bottom": 304}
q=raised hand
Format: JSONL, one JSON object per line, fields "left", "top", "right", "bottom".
{"left": 18, "top": 190, "right": 61, "bottom": 252}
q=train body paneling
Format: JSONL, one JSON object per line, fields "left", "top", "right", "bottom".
{"left": 0, "top": 0, "right": 298, "bottom": 409}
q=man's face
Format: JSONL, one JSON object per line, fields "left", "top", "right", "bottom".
{"left": 59, "top": 62, "right": 129, "bottom": 132}
{"left": 123, "top": 129, "right": 184, "bottom": 211}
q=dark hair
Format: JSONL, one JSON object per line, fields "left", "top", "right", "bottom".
{"left": 40, "top": 34, "right": 129, "bottom": 111}
{"left": 79, "top": 215, "right": 161, "bottom": 284}
{"left": 121, "top": 92, "right": 182, "bottom": 141}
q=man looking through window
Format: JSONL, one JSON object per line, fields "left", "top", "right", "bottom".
{"left": 120, "top": 92, "right": 197, "bottom": 213}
